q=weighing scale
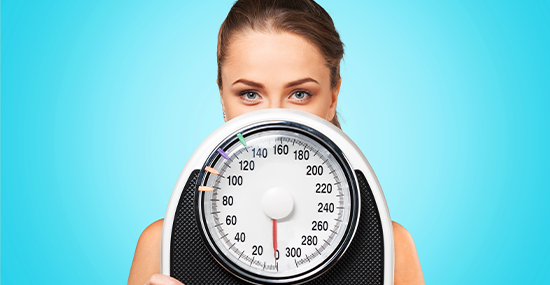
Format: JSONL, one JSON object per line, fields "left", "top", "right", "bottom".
{"left": 161, "top": 109, "right": 394, "bottom": 284}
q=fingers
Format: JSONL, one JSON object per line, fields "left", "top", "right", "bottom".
{"left": 144, "top": 274, "right": 184, "bottom": 285}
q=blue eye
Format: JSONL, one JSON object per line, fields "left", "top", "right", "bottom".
{"left": 241, "top": 91, "right": 259, "bottom": 100}
{"left": 291, "top": 91, "right": 311, "bottom": 100}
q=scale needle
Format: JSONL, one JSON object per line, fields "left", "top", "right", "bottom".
{"left": 273, "top": 219, "right": 277, "bottom": 266}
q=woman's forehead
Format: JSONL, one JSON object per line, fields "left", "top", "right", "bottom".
{"left": 223, "top": 31, "right": 330, "bottom": 87}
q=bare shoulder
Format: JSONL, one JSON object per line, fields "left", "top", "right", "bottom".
{"left": 128, "top": 219, "right": 164, "bottom": 285}
{"left": 392, "top": 221, "right": 425, "bottom": 285}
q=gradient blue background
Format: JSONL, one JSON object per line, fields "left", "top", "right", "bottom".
{"left": 2, "top": 0, "right": 549, "bottom": 284}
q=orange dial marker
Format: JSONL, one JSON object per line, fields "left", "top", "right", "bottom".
{"left": 198, "top": 186, "right": 214, "bottom": 192}
{"left": 205, "top": 166, "right": 219, "bottom": 175}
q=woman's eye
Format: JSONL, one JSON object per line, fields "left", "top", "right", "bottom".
{"left": 241, "top": 91, "right": 259, "bottom": 100}
{"left": 291, "top": 91, "right": 311, "bottom": 101}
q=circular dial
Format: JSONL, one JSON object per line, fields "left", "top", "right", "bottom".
{"left": 196, "top": 123, "right": 359, "bottom": 284}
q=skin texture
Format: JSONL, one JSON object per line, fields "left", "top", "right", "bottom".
{"left": 128, "top": 31, "right": 425, "bottom": 285}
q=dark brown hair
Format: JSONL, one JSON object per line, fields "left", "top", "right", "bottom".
{"left": 217, "top": 0, "right": 344, "bottom": 128}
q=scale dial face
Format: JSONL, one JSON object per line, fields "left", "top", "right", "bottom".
{"left": 196, "top": 123, "right": 359, "bottom": 284}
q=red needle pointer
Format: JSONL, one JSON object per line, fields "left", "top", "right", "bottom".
{"left": 272, "top": 218, "right": 277, "bottom": 266}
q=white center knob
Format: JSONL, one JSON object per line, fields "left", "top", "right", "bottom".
{"left": 262, "top": 187, "right": 294, "bottom": 220}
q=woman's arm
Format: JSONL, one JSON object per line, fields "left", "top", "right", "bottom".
{"left": 128, "top": 219, "right": 424, "bottom": 285}
{"left": 128, "top": 219, "right": 183, "bottom": 285}
{"left": 393, "top": 221, "right": 425, "bottom": 285}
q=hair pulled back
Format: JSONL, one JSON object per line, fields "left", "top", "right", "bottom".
{"left": 217, "top": 0, "right": 344, "bottom": 128}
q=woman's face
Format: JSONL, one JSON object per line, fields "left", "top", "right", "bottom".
{"left": 219, "top": 31, "right": 340, "bottom": 122}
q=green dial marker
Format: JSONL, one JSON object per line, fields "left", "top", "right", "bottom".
{"left": 237, "top": 133, "right": 247, "bottom": 146}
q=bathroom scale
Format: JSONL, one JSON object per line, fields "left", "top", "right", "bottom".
{"left": 161, "top": 109, "right": 394, "bottom": 284}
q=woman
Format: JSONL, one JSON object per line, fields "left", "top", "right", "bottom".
{"left": 128, "top": 1, "right": 424, "bottom": 284}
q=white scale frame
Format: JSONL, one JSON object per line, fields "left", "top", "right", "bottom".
{"left": 161, "top": 108, "right": 394, "bottom": 284}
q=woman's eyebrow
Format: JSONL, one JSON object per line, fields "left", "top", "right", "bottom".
{"left": 232, "top": 78, "right": 319, "bottom": 88}
{"left": 232, "top": 79, "right": 264, "bottom": 88}
{"left": 285, "top": 77, "right": 319, "bottom": 88}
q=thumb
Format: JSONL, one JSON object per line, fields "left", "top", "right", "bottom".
{"left": 144, "top": 274, "right": 184, "bottom": 285}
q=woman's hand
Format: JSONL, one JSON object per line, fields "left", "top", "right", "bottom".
{"left": 144, "top": 274, "right": 183, "bottom": 285}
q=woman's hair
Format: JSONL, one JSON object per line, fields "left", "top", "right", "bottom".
{"left": 217, "top": 0, "right": 344, "bottom": 128}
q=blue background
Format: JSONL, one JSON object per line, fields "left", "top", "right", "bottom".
{"left": 2, "top": 0, "right": 549, "bottom": 284}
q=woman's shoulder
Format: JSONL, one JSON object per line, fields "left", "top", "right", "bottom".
{"left": 136, "top": 218, "right": 164, "bottom": 250}
{"left": 137, "top": 218, "right": 164, "bottom": 254}
{"left": 128, "top": 219, "right": 164, "bottom": 285}
{"left": 392, "top": 221, "right": 413, "bottom": 242}
{"left": 142, "top": 218, "right": 164, "bottom": 237}
{"left": 391, "top": 221, "right": 425, "bottom": 285}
